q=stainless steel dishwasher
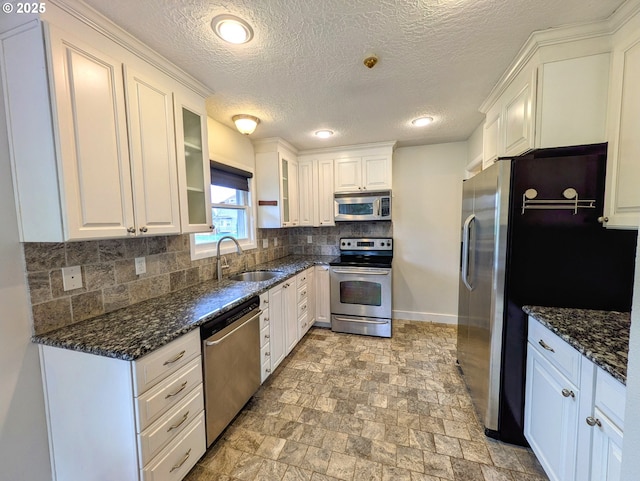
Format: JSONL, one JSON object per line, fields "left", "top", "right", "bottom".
{"left": 200, "top": 296, "right": 261, "bottom": 446}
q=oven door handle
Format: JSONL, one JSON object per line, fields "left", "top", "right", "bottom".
{"left": 204, "top": 310, "right": 262, "bottom": 347}
{"left": 331, "top": 269, "right": 390, "bottom": 275}
{"left": 333, "top": 316, "right": 390, "bottom": 325}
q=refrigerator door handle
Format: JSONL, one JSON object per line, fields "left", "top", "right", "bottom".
{"left": 462, "top": 214, "right": 475, "bottom": 291}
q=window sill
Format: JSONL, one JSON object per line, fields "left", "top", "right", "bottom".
{"left": 190, "top": 236, "right": 257, "bottom": 261}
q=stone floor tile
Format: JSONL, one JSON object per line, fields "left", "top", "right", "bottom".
{"left": 396, "top": 445, "right": 425, "bottom": 473}
{"left": 255, "top": 459, "right": 289, "bottom": 481}
{"left": 354, "top": 458, "right": 383, "bottom": 481}
{"left": 187, "top": 323, "right": 547, "bottom": 481}
{"left": 257, "top": 435, "right": 288, "bottom": 460}
{"left": 382, "top": 465, "right": 412, "bottom": 481}
{"left": 459, "top": 440, "right": 492, "bottom": 465}
{"left": 480, "top": 464, "right": 514, "bottom": 481}
{"left": 282, "top": 466, "right": 313, "bottom": 481}
{"left": 326, "top": 451, "right": 357, "bottom": 480}
{"left": 433, "top": 434, "right": 463, "bottom": 458}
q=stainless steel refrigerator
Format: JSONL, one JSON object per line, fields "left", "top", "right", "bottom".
{"left": 457, "top": 143, "right": 637, "bottom": 445}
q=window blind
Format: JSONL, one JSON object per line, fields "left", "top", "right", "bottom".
{"left": 210, "top": 161, "right": 253, "bottom": 192}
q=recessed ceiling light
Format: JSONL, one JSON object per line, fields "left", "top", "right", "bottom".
{"left": 211, "top": 15, "right": 254, "bottom": 44}
{"left": 412, "top": 116, "right": 434, "bottom": 127}
{"left": 315, "top": 130, "right": 334, "bottom": 139}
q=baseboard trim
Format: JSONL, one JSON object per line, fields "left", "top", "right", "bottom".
{"left": 392, "top": 310, "right": 458, "bottom": 325}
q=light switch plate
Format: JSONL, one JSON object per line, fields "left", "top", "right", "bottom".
{"left": 307, "top": 235, "right": 313, "bottom": 244}
{"left": 135, "top": 257, "right": 146, "bottom": 275}
{"left": 62, "top": 266, "right": 82, "bottom": 291}
{"left": 262, "top": 238, "right": 268, "bottom": 248}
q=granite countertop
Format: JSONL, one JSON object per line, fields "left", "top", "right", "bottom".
{"left": 32, "top": 255, "right": 336, "bottom": 361}
{"left": 522, "top": 305, "right": 631, "bottom": 384}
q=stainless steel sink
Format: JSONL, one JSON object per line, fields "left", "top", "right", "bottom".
{"left": 228, "top": 271, "right": 279, "bottom": 282}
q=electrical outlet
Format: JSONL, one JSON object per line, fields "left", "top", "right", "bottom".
{"left": 274, "top": 238, "right": 278, "bottom": 247}
{"left": 62, "top": 266, "right": 82, "bottom": 291}
{"left": 262, "top": 238, "right": 268, "bottom": 248}
{"left": 135, "top": 257, "right": 146, "bottom": 275}
{"left": 307, "top": 235, "right": 313, "bottom": 244}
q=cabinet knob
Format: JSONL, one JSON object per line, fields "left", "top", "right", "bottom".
{"left": 127, "top": 227, "right": 136, "bottom": 234}
{"left": 597, "top": 216, "right": 609, "bottom": 224}
{"left": 586, "top": 416, "right": 602, "bottom": 427}
{"left": 561, "top": 388, "right": 575, "bottom": 398}
{"left": 139, "top": 226, "right": 148, "bottom": 233}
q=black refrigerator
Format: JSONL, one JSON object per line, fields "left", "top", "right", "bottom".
{"left": 456, "top": 143, "right": 637, "bottom": 446}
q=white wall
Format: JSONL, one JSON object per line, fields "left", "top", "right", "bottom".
{"left": 207, "top": 117, "right": 255, "bottom": 169}
{"left": 467, "top": 122, "right": 483, "bottom": 164}
{"left": 0, "top": 69, "right": 51, "bottom": 480}
{"left": 392, "top": 142, "right": 467, "bottom": 324}
{"left": 621, "top": 239, "right": 640, "bottom": 480}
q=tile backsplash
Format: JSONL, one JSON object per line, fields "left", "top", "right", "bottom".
{"left": 24, "top": 229, "right": 289, "bottom": 334}
{"left": 23, "top": 222, "right": 392, "bottom": 334}
{"left": 289, "top": 221, "right": 393, "bottom": 256}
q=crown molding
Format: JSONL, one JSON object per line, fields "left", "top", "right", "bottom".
{"left": 479, "top": 0, "right": 640, "bottom": 113}
{"left": 47, "top": 0, "right": 212, "bottom": 99}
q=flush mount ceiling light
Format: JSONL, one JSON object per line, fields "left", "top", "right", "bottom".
{"left": 232, "top": 114, "right": 260, "bottom": 135}
{"left": 211, "top": 14, "right": 254, "bottom": 44}
{"left": 412, "top": 116, "right": 434, "bottom": 127}
{"left": 314, "top": 129, "right": 334, "bottom": 139}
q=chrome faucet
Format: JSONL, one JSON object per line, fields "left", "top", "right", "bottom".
{"left": 216, "top": 236, "right": 243, "bottom": 280}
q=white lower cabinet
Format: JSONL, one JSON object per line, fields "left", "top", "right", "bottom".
{"left": 40, "top": 329, "right": 204, "bottom": 481}
{"left": 525, "top": 317, "right": 625, "bottom": 481}
{"left": 259, "top": 292, "right": 272, "bottom": 382}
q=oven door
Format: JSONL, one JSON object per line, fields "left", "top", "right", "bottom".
{"left": 330, "top": 266, "right": 391, "bottom": 319}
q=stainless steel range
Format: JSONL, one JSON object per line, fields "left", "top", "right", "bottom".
{"left": 330, "top": 237, "right": 393, "bottom": 338}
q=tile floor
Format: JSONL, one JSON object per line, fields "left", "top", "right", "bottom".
{"left": 185, "top": 320, "right": 549, "bottom": 481}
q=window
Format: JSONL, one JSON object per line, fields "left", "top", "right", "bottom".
{"left": 191, "top": 160, "right": 256, "bottom": 259}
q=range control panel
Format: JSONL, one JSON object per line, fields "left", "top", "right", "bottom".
{"left": 339, "top": 237, "right": 393, "bottom": 251}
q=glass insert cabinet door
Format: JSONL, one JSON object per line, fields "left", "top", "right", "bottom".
{"left": 174, "top": 95, "right": 213, "bottom": 233}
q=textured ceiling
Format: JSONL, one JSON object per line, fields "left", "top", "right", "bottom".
{"left": 84, "top": 0, "right": 624, "bottom": 150}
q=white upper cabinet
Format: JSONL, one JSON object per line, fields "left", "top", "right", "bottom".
{"left": 125, "top": 67, "right": 181, "bottom": 236}
{"left": 47, "top": 24, "right": 136, "bottom": 240}
{"left": 0, "top": 5, "right": 211, "bottom": 241}
{"left": 317, "top": 159, "right": 335, "bottom": 226}
{"left": 294, "top": 155, "right": 335, "bottom": 227}
{"left": 298, "top": 158, "right": 315, "bottom": 226}
{"left": 480, "top": 29, "right": 613, "bottom": 166}
{"left": 334, "top": 151, "right": 392, "bottom": 193}
{"left": 254, "top": 138, "right": 299, "bottom": 228}
{"left": 603, "top": 10, "right": 640, "bottom": 230}
{"left": 174, "top": 91, "right": 213, "bottom": 233}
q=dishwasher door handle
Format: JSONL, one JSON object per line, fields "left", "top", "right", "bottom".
{"left": 204, "top": 310, "right": 262, "bottom": 346}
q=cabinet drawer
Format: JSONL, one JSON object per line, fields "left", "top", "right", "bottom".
{"left": 260, "top": 323, "right": 270, "bottom": 348}
{"left": 260, "top": 308, "right": 270, "bottom": 331}
{"left": 138, "top": 384, "right": 204, "bottom": 467}
{"left": 133, "top": 330, "right": 200, "bottom": 396}
{"left": 136, "top": 357, "right": 202, "bottom": 432}
{"left": 297, "top": 270, "right": 309, "bottom": 286}
{"left": 260, "top": 292, "right": 269, "bottom": 310}
{"left": 298, "top": 311, "right": 310, "bottom": 337}
{"left": 297, "top": 284, "right": 309, "bottom": 304}
{"left": 595, "top": 367, "right": 626, "bottom": 430}
{"left": 297, "top": 298, "right": 309, "bottom": 319}
{"left": 141, "top": 412, "right": 205, "bottom": 481}
{"left": 261, "top": 359, "right": 271, "bottom": 383}
{"left": 528, "top": 317, "right": 581, "bottom": 386}
{"left": 261, "top": 342, "right": 271, "bottom": 365}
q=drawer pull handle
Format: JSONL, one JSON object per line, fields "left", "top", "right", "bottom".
{"left": 301, "top": 290, "right": 307, "bottom": 296}
{"left": 561, "top": 388, "right": 575, "bottom": 398}
{"left": 264, "top": 317, "right": 269, "bottom": 322}
{"left": 538, "top": 340, "right": 555, "bottom": 352}
{"left": 265, "top": 351, "right": 270, "bottom": 356}
{"left": 301, "top": 305, "right": 307, "bottom": 310}
{"left": 165, "top": 381, "right": 188, "bottom": 399}
{"left": 266, "top": 368, "right": 271, "bottom": 373}
{"left": 265, "top": 334, "right": 270, "bottom": 339}
{"left": 167, "top": 411, "right": 190, "bottom": 432}
{"left": 169, "top": 448, "right": 192, "bottom": 473}
{"left": 263, "top": 299, "right": 269, "bottom": 304}
{"left": 163, "top": 350, "right": 186, "bottom": 366}
{"left": 586, "top": 416, "right": 602, "bottom": 427}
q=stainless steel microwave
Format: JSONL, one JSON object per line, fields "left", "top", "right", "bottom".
{"left": 334, "top": 191, "right": 392, "bottom": 221}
